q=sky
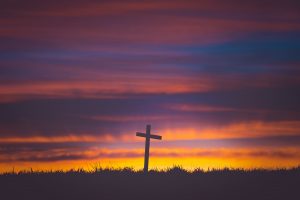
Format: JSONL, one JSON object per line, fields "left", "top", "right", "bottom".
{"left": 0, "top": 0, "right": 300, "bottom": 172}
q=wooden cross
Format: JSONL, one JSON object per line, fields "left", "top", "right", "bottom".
{"left": 136, "top": 124, "right": 162, "bottom": 173}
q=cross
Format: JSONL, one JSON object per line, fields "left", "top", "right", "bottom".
{"left": 136, "top": 124, "right": 162, "bottom": 173}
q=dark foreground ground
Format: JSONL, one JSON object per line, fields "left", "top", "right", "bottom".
{"left": 1, "top": 167, "right": 299, "bottom": 200}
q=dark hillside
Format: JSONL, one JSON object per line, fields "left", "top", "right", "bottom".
{"left": 1, "top": 167, "right": 299, "bottom": 200}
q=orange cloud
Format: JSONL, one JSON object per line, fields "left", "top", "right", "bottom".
{"left": 162, "top": 120, "right": 300, "bottom": 140}
{"left": 0, "top": 77, "right": 214, "bottom": 102}
{"left": 2, "top": 145, "right": 300, "bottom": 161}
{"left": 167, "top": 104, "right": 238, "bottom": 112}
{"left": 86, "top": 115, "right": 181, "bottom": 122}
{"left": 1, "top": 72, "right": 298, "bottom": 103}
{"left": 1, "top": 120, "right": 300, "bottom": 144}
{"left": 0, "top": 135, "right": 115, "bottom": 143}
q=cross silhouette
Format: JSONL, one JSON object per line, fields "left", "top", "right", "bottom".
{"left": 136, "top": 124, "right": 162, "bottom": 173}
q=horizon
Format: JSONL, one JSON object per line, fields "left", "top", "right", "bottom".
{"left": 1, "top": 0, "right": 300, "bottom": 172}
{"left": 2, "top": 165, "right": 300, "bottom": 175}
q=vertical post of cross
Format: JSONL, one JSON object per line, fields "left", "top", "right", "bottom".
{"left": 136, "top": 124, "right": 162, "bottom": 173}
{"left": 144, "top": 124, "right": 151, "bottom": 173}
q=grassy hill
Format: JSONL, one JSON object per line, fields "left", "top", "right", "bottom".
{"left": 1, "top": 167, "right": 299, "bottom": 200}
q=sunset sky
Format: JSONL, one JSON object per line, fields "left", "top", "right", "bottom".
{"left": 0, "top": 0, "right": 300, "bottom": 172}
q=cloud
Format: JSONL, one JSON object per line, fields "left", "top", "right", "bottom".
{"left": 0, "top": 89, "right": 300, "bottom": 138}
{"left": 1, "top": 146, "right": 299, "bottom": 162}
{"left": 1, "top": 0, "right": 299, "bottom": 54}
{"left": 0, "top": 76, "right": 216, "bottom": 103}
{"left": 86, "top": 114, "right": 181, "bottom": 122}
{"left": 162, "top": 121, "right": 300, "bottom": 140}
{"left": 166, "top": 104, "right": 239, "bottom": 112}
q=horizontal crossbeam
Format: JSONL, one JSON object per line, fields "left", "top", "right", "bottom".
{"left": 136, "top": 132, "right": 162, "bottom": 140}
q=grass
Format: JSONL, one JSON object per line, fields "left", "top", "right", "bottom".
{"left": 2, "top": 165, "right": 300, "bottom": 175}
{"left": 1, "top": 166, "right": 299, "bottom": 200}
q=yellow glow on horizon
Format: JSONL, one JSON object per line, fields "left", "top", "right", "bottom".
{"left": 1, "top": 155, "right": 299, "bottom": 173}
